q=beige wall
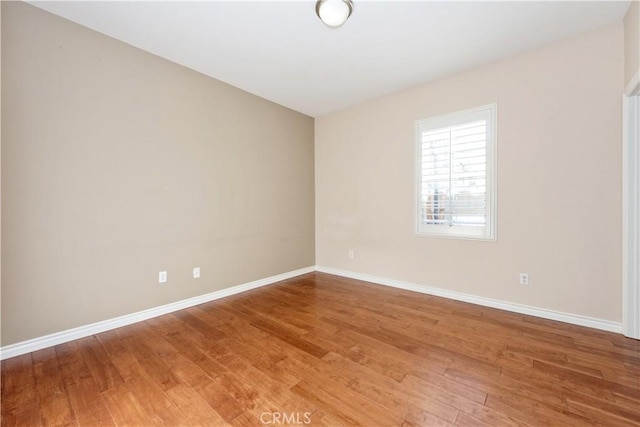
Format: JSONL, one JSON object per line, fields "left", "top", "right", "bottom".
{"left": 1, "top": 2, "right": 314, "bottom": 345}
{"left": 624, "top": 1, "right": 640, "bottom": 87}
{"left": 0, "top": 1, "right": 3, "bottom": 334}
{"left": 316, "top": 24, "right": 624, "bottom": 322}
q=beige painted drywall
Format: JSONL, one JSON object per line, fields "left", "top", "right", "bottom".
{"left": 316, "top": 24, "right": 624, "bottom": 322}
{"left": 624, "top": 1, "right": 640, "bottom": 87}
{"left": 1, "top": 2, "right": 314, "bottom": 345}
{"left": 0, "top": 1, "right": 3, "bottom": 334}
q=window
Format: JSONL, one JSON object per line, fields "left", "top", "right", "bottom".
{"left": 416, "top": 104, "right": 496, "bottom": 240}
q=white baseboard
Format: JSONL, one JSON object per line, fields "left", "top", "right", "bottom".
{"left": 0, "top": 266, "right": 315, "bottom": 361}
{"left": 2, "top": 264, "right": 622, "bottom": 360}
{"left": 316, "top": 266, "right": 622, "bottom": 334}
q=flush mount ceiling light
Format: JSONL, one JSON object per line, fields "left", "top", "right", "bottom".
{"left": 316, "top": 0, "right": 354, "bottom": 28}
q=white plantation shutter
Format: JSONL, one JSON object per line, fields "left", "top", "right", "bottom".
{"left": 416, "top": 104, "right": 496, "bottom": 240}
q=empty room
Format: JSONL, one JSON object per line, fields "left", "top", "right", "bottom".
{"left": 2, "top": 0, "right": 640, "bottom": 425}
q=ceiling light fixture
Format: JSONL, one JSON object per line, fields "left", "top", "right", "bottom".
{"left": 316, "top": 0, "right": 354, "bottom": 28}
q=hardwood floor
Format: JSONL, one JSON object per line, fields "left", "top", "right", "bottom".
{"left": 2, "top": 272, "right": 639, "bottom": 426}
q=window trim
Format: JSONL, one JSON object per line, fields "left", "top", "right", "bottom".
{"left": 414, "top": 103, "right": 497, "bottom": 241}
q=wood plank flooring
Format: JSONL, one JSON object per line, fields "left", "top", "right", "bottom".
{"left": 2, "top": 272, "right": 639, "bottom": 426}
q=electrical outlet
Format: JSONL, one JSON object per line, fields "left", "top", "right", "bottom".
{"left": 193, "top": 267, "right": 200, "bottom": 279}
{"left": 159, "top": 271, "right": 167, "bottom": 284}
{"left": 519, "top": 273, "right": 529, "bottom": 285}
{"left": 348, "top": 250, "right": 354, "bottom": 259}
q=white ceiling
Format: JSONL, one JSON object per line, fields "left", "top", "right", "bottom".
{"left": 30, "top": 1, "right": 631, "bottom": 117}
